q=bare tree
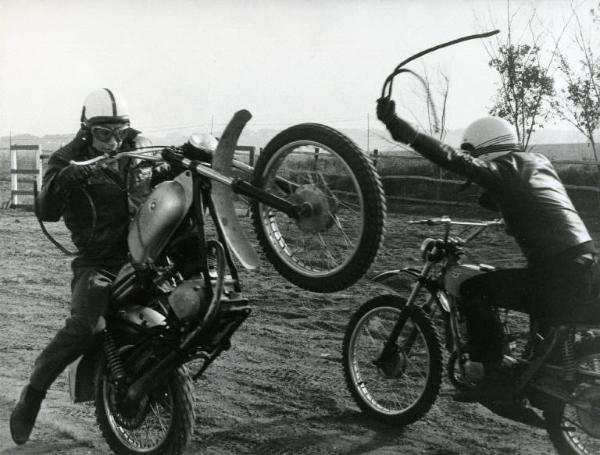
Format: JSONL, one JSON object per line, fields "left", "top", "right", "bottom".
{"left": 480, "top": 1, "right": 562, "bottom": 150}
{"left": 552, "top": 2, "right": 600, "bottom": 204}
{"left": 401, "top": 64, "right": 450, "bottom": 142}
{"left": 553, "top": 3, "right": 600, "bottom": 162}
{"left": 422, "top": 66, "right": 450, "bottom": 142}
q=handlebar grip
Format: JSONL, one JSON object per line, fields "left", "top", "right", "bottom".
{"left": 161, "top": 147, "right": 184, "bottom": 163}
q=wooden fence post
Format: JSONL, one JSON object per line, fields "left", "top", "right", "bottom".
{"left": 10, "top": 144, "right": 42, "bottom": 209}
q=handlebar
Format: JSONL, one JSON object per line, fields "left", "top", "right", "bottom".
{"left": 409, "top": 216, "right": 504, "bottom": 244}
{"left": 70, "top": 146, "right": 253, "bottom": 174}
{"left": 68, "top": 145, "right": 242, "bottom": 188}
{"left": 69, "top": 147, "right": 166, "bottom": 166}
{"left": 409, "top": 217, "right": 503, "bottom": 227}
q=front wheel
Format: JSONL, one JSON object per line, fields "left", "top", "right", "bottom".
{"left": 95, "top": 363, "right": 195, "bottom": 455}
{"left": 251, "top": 123, "right": 385, "bottom": 293}
{"left": 544, "top": 337, "right": 600, "bottom": 455}
{"left": 343, "top": 295, "right": 442, "bottom": 425}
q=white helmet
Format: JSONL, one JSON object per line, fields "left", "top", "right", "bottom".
{"left": 80, "top": 88, "right": 130, "bottom": 127}
{"left": 461, "top": 116, "right": 521, "bottom": 160}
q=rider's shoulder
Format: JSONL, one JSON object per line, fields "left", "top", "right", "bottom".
{"left": 49, "top": 129, "right": 89, "bottom": 164}
{"left": 133, "top": 133, "right": 152, "bottom": 148}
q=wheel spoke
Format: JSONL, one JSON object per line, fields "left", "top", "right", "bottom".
{"left": 317, "top": 233, "right": 339, "bottom": 268}
{"left": 335, "top": 197, "right": 361, "bottom": 213}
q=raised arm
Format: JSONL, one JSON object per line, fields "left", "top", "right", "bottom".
{"left": 376, "top": 97, "right": 504, "bottom": 190}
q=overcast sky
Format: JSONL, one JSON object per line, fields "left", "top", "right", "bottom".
{"left": 0, "top": 0, "right": 593, "bottom": 136}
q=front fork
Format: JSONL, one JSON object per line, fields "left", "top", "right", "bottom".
{"left": 376, "top": 262, "right": 436, "bottom": 365}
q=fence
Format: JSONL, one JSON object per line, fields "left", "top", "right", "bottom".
{"left": 0, "top": 145, "right": 262, "bottom": 210}
{"left": 1, "top": 145, "right": 599, "bottom": 214}
{"left": 0, "top": 145, "right": 43, "bottom": 209}
{"left": 371, "top": 149, "right": 600, "bottom": 215}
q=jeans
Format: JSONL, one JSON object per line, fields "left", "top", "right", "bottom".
{"left": 459, "top": 257, "right": 600, "bottom": 363}
{"left": 29, "top": 262, "right": 122, "bottom": 392}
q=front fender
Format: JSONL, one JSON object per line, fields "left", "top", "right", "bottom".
{"left": 371, "top": 268, "right": 420, "bottom": 293}
{"left": 211, "top": 110, "right": 260, "bottom": 270}
{"left": 372, "top": 268, "right": 450, "bottom": 313}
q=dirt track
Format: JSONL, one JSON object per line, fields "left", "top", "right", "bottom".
{"left": 1, "top": 198, "right": 599, "bottom": 455}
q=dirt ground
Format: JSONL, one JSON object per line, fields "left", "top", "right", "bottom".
{"left": 1, "top": 188, "right": 599, "bottom": 455}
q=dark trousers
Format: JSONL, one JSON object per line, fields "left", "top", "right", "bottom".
{"left": 459, "top": 258, "right": 600, "bottom": 363}
{"left": 29, "top": 263, "right": 122, "bottom": 392}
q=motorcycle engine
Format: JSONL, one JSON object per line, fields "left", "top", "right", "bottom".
{"left": 168, "top": 277, "right": 210, "bottom": 323}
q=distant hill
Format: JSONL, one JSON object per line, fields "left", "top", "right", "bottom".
{"left": 0, "top": 127, "right": 593, "bottom": 160}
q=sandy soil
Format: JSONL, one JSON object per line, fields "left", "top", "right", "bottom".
{"left": 1, "top": 195, "right": 599, "bottom": 455}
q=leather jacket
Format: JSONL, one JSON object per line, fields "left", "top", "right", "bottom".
{"left": 412, "top": 134, "right": 594, "bottom": 266}
{"left": 36, "top": 128, "right": 154, "bottom": 263}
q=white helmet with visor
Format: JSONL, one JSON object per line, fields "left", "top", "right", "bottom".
{"left": 80, "top": 88, "right": 130, "bottom": 128}
{"left": 461, "top": 116, "right": 521, "bottom": 160}
{"left": 81, "top": 88, "right": 131, "bottom": 145}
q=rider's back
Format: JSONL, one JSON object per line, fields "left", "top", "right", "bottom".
{"left": 413, "top": 134, "right": 594, "bottom": 266}
{"left": 489, "top": 152, "right": 592, "bottom": 265}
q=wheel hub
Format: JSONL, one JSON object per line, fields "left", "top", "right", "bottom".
{"left": 110, "top": 387, "right": 150, "bottom": 430}
{"left": 288, "top": 184, "right": 337, "bottom": 234}
{"left": 374, "top": 347, "right": 408, "bottom": 379}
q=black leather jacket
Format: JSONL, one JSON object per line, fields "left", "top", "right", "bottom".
{"left": 412, "top": 134, "right": 594, "bottom": 266}
{"left": 36, "top": 128, "right": 152, "bottom": 263}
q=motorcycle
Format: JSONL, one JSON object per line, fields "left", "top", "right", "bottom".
{"left": 54, "top": 110, "right": 385, "bottom": 454}
{"left": 342, "top": 216, "right": 600, "bottom": 455}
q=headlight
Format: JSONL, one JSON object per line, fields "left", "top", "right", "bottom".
{"left": 419, "top": 238, "right": 436, "bottom": 261}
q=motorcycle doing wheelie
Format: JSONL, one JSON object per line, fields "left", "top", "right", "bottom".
{"left": 48, "top": 110, "right": 385, "bottom": 455}
{"left": 343, "top": 216, "right": 600, "bottom": 455}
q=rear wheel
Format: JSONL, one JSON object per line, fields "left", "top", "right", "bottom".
{"left": 251, "top": 123, "right": 385, "bottom": 293}
{"left": 544, "top": 337, "right": 600, "bottom": 455}
{"left": 343, "top": 295, "right": 442, "bottom": 425}
{"left": 95, "top": 362, "right": 194, "bottom": 455}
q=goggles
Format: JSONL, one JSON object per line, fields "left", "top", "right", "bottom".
{"left": 90, "top": 125, "right": 130, "bottom": 142}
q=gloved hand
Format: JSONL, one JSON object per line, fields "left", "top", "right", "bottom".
{"left": 376, "top": 97, "right": 419, "bottom": 145}
{"left": 150, "top": 162, "right": 173, "bottom": 187}
{"left": 181, "top": 141, "right": 213, "bottom": 163}
{"left": 56, "top": 163, "right": 93, "bottom": 188}
{"left": 376, "top": 97, "right": 398, "bottom": 124}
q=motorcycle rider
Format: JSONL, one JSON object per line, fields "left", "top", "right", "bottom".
{"left": 377, "top": 98, "right": 600, "bottom": 402}
{"left": 10, "top": 88, "right": 156, "bottom": 444}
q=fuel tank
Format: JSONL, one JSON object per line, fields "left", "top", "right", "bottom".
{"left": 443, "top": 263, "right": 495, "bottom": 297}
{"left": 128, "top": 171, "right": 194, "bottom": 266}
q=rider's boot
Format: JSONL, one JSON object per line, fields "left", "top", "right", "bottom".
{"left": 453, "top": 361, "right": 515, "bottom": 403}
{"left": 10, "top": 384, "right": 46, "bottom": 445}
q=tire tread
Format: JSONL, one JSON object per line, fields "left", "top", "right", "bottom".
{"left": 342, "top": 295, "right": 443, "bottom": 425}
{"left": 251, "top": 123, "right": 386, "bottom": 293}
